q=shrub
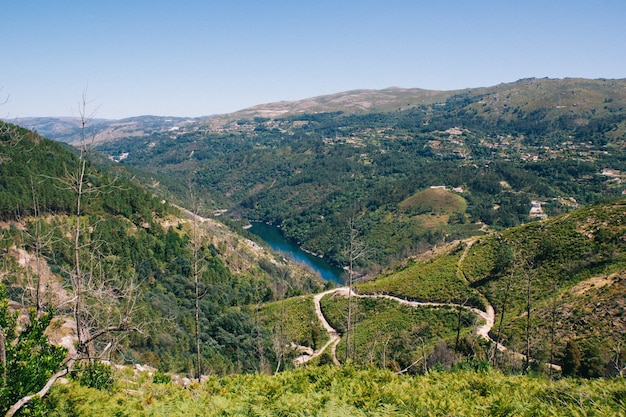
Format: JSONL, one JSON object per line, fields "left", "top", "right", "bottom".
{"left": 71, "top": 361, "right": 114, "bottom": 390}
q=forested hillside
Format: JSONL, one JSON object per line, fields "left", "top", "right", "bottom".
{"left": 354, "top": 198, "right": 626, "bottom": 377}
{"left": 3, "top": 78, "right": 626, "bottom": 415}
{"left": 84, "top": 78, "right": 626, "bottom": 270}
{"left": 0, "top": 121, "right": 328, "bottom": 414}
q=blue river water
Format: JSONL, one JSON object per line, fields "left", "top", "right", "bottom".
{"left": 248, "top": 222, "right": 345, "bottom": 284}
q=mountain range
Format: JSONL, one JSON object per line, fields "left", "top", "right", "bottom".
{"left": 13, "top": 77, "right": 626, "bottom": 145}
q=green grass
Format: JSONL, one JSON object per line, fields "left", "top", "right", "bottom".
{"left": 44, "top": 365, "right": 626, "bottom": 416}
{"left": 357, "top": 247, "right": 486, "bottom": 309}
{"left": 320, "top": 295, "right": 477, "bottom": 369}
{"left": 399, "top": 187, "right": 467, "bottom": 216}
{"left": 258, "top": 295, "right": 328, "bottom": 351}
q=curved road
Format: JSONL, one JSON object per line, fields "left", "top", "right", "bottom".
{"left": 293, "top": 288, "right": 343, "bottom": 366}
{"left": 294, "top": 287, "right": 498, "bottom": 366}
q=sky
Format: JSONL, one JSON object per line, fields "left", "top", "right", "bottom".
{"left": 2, "top": 0, "right": 626, "bottom": 119}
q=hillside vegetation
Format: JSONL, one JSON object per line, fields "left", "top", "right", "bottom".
{"left": 351, "top": 198, "right": 626, "bottom": 377}
{"left": 42, "top": 366, "right": 626, "bottom": 416}
{"left": 242, "top": 200, "right": 625, "bottom": 378}
{"left": 73, "top": 77, "right": 626, "bottom": 270}
{"left": 320, "top": 295, "right": 476, "bottom": 369}
{"left": 3, "top": 78, "right": 626, "bottom": 415}
{"left": 0, "top": 121, "right": 324, "bottom": 389}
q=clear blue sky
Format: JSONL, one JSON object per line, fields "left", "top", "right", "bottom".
{"left": 2, "top": 0, "right": 625, "bottom": 119}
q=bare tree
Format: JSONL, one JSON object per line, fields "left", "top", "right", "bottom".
{"left": 492, "top": 244, "right": 518, "bottom": 368}
{"left": 24, "top": 177, "right": 60, "bottom": 316}
{"left": 523, "top": 258, "right": 534, "bottom": 373}
{"left": 344, "top": 216, "right": 366, "bottom": 361}
{"left": 188, "top": 181, "right": 208, "bottom": 382}
{"left": 0, "top": 117, "right": 22, "bottom": 166}
{"left": 455, "top": 298, "right": 469, "bottom": 359}
{"left": 548, "top": 276, "right": 558, "bottom": 377}
{"left": 6, "top": 94, "right": 141, "bottom": 416}
{"left": 613, "top": 341, "right": 625, "bottom": 377}
{"left": 0, "top": 326, "right": 5, "bottom": 390}
{"left": 60, "top": 94, "right": 141, "bottom": 357}
{"left": 273, "top": 268, "right": 290, "bottom": 374}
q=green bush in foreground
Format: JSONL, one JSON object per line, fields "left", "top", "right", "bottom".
{"left": 44, "top": 366, "right": 626, "bottom": 416}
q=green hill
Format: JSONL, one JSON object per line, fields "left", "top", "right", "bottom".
{"left": 83, "top": 78, "right": 626, "bottom": 269}
{"left": 399, "top": 187, "right": 467, "bottom": 216}
{"left": 357, "top": 247, "right": 486, "bottom": 309}
{"left": 351, "top": 198, "right": 626, "bottom": 377}
{"left": 0, "top": 121, "right": 325, "bottom": 387}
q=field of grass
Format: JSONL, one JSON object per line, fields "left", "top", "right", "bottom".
{"left": 356, "top": 246, "right": 486, "bottom": 309}
{"left": 258, "top": 295, "right": 327, "bottom": 354}
{"left": 320, "top": 295, "right": 477, "bottom": 370}
{"left": 398, "top": 187, "right": 467, "bottom": 217}
{"left": 42, "top": 365, "right": 626, "bottom": 416}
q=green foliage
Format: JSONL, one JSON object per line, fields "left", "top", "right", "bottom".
{"left": 152, "top": 371, "right": 171, "bottom": 384}
{"left": 460, "top": 199, "right": 626, "bottom": 369}
{"left": 0, "top": 120, "right": 170, "bottom": 223}
{"left": 90, "top": 79, "right": 626, "bottom": 268}
{"left": 399, "top": 188, "right": 467, "bottom": 216}
{"left": 71, "top": 362, "right": 113, "bottom": 390}
{"left": 452, "top": 358, "right": 492, "bottom": 372}
{"left": 258, "top": 295, "right": 327, "bottom": 353}
{"left": 0, "top": 132, "right": 309, "bottom": 379}
{"left": 4, "top": 81, "right": 626, "bottom": 390}
{"left": 41, "top": 365, "right": 626, "bottom": 416}
{"left": 562, "top": 340, "right": 582, "bottom": 377}
{"left": 0, "top": 286, "right": 68, "bottom": 415}
{"left": 357, "top": 247, "right": 486, "bottom": 309}
{"left": 320, "top": 296, "right": 476, "bottom": 371}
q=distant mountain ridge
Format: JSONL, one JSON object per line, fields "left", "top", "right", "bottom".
{"left": 11, "top": 115, "right": 199, "bottom": 145}
{"left": 11, "top": 77, "right": 626, "bottom": 145}
{"left": 8, "top": 87, "right": 454, "bottom": 144}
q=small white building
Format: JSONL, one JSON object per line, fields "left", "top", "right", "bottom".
{"left": 529, "top": 200, "right": 548, "bottom": 220}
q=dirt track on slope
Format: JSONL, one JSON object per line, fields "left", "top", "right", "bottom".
{"left": 294, "top": 287, "right": 497, "bottom": 366}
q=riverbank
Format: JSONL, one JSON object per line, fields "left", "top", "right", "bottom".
{"left": 248, "top": 222, "right": 345, "bottom": 284}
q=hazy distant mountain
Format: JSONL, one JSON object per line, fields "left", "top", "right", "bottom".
{"left": 10, "top": 77, "right": 626, "bottom": 146}
{"left": 10, "top": 115, "right": 200, "bottom": 145}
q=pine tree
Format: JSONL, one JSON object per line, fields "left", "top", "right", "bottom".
{"left": 562, "top": 339, "right": 582, "bottom": 377}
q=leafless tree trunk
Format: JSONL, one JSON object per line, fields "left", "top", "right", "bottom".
{"left": 70, "top": 93, "right": 93, "bottom": 354}
{"left": 548, "top": 277, "right": 558, "bottom": 377}
{"left": 455, "top": 298, "right": 469, "bottom": 358}
{"left": 523, "top": 260, "right": 534, "bottom": 373}
{"left": 0, "top": 98, "right": 22, "bottom": 165}
{"left": 273, "top": 269, "right": 289, "bottom": 374}
{"left": 27, "top": 177, "right": 56, "bottom": 316}
{"left": 344, "top": 216, "right": 366, "bottom": 362}
{"left": 493, "top": 247, "right": 519, "bottom": 368}
{"left": 252, "top": 279, "right": 268, "bottom": 373}
{"left": 188, "top": 183, "right": 207, "bottom": 382}
{"left": 0, "top": 330, "right": 5, "bottom": 389}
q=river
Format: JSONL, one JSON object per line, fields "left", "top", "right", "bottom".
{"left": 248, "top": 222, "right": 345, "bottom": 284}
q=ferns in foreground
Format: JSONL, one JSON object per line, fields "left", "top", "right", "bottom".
{"left": 43, "top": 366, "right": 626, "bottom": 417}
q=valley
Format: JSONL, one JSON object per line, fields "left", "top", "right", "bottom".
{"left": 2, "top": 77, "right": 626, "bottom": 416}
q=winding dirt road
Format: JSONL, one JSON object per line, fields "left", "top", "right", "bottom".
{"left": 294, "top": 287, "right": 498, "bottom": 366}
{"left": 293, "top": 288, "right": 343, "bottom": 366}
{"left": 293, "top": 239, "right": 555, "bottom": 368}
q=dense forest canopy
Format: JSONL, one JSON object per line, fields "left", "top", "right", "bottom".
{"left": 87, "top": 78, "right": 626, "bottom": 269}
{"left": 0, "top": 121, "right": 324, "bottom": 387}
